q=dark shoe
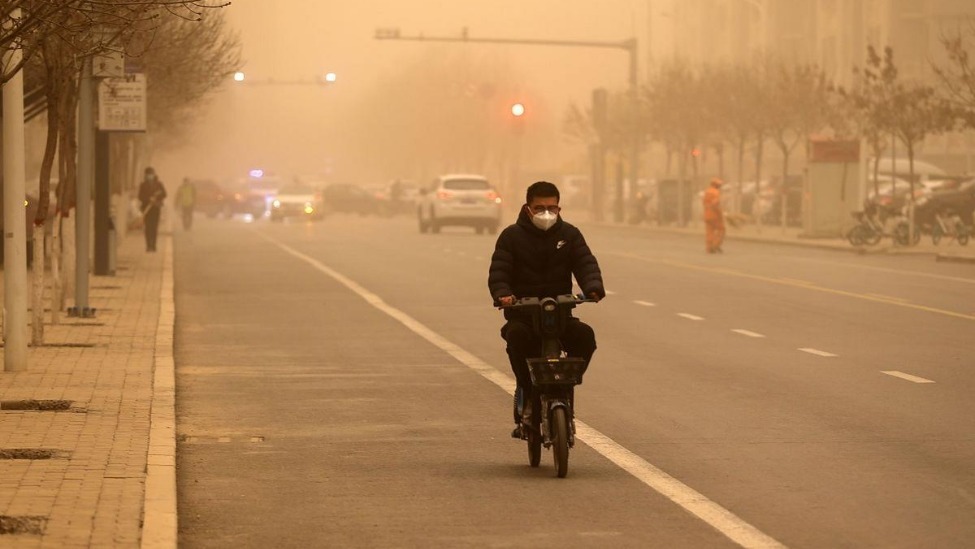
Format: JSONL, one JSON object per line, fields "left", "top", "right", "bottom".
{"left": 510, "top": 425, "right": 523, "bottom": 439}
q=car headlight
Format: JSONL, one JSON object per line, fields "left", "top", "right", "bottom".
{"left": 272, "top": 199, "right": 281, "bottom": 208}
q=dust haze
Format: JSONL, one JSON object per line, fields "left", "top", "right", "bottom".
{"left": 155, "top": 0, "right": 659, "bottom": 186}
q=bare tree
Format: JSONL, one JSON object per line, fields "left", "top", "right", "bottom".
{"left": 933, "top": 23, "right": 975, "bottom": 128}
{"left": 766, "top": 61, "right": 832, "bottom": 229}
{"left": 644, "top": 62, "right": 708, "bottom": 226}
{"left": 138, "top": 7, "right": 240, "bottom": 143}
{"left": 0, "top": 1, "right": 228, "bottom": 84}
{"left": 853, "top": 46, "right": 956, "bottom": 241}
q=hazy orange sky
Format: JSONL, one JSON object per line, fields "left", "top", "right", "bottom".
{"left": 156, "top": 0, "right": 675, "bottom": 184}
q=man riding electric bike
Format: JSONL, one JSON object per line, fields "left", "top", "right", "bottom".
{"left": 487, "top": 181, "right": 605, "bottom": 438}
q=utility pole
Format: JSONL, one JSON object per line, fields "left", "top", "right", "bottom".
{"left": 375, "top": 28, "right": 639, "bottom": 222}
{"left": 69, "top": 57, "right": 96, "bottom": 318}
{"left": 2, "top": 7, "right": 28, "bottom": 371}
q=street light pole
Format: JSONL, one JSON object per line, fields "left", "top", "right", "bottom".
{"left": 2, "top": 7, "right": 28, "bottom": 371}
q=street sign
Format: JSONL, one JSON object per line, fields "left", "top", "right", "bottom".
{"left": 93, "top": 50, "right": 124, "bottom": 78}
{"left": 97, "top": 74, "right": 146, "bottom": 132}
{"left": 809, "top": 139, "right": 859, "bottom": 163}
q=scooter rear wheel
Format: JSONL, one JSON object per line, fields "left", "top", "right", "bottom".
{"left": 551, "top": 407, "right": 570, "bottom": 478}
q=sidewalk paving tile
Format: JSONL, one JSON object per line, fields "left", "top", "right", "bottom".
{"left": 0, "top": 227, "right": 173, "bottom": 548}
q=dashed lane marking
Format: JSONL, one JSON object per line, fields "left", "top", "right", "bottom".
{"left": 798, "top": 348, "right": 837, "bottom": 357}
{"left": 608, "top": 252, "right": 975, "bottom": 322}
{"left": 731, "top": 329, "right": 765, "bottom": 338}
{"left": 881, "top": 370, "right": 935, "bottom": 384}
{"left": 260, "top": 233, "right": 786, "bottom": 549}
{"left": 677, "top": 313, "right": 704, "bottom": 321}
{"left": 605, "top": 290, "right": 617, "bottom": 295}
{"left": 633, "top": 300, "right": 656, "bottom": 307}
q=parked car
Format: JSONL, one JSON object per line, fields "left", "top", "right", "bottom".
{"left": 372, "top": 179, "right": 420, "bottom": 216}
{"left": 416, "top": 174, "right": 502, "bottom": 234}
{"left": 321, "top": 183, "right": 380, "bottom": 215}
{"left": 270, "top": 182, "right": 323, "bottom": 221}
{"left": 189, "top": 179, "right": 227, "bottom": 218}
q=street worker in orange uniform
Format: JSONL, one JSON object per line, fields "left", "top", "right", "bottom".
{"left": 703, "top": 177, "right": 725, "bottom": 253}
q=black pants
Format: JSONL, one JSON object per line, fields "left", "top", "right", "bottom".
{"left": 144, "top": 207, "right": 161, "bottom": 251}
{"left": 501, "top": 317, "right": 597, "bottom": 390}
{"left": 181, "top": 207, "right": 193, "bottom": 230}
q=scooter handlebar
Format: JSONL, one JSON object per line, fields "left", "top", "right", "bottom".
{"left": 495, "top": 294, "right": 598, "bottom": 309}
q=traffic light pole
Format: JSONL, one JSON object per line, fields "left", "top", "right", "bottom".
{"left": 375, "top": 29, "right": 639, "bottom": 222}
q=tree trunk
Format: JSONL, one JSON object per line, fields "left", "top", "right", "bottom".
{"left": 907, "top": 141, "right": 916, "bottom": 246}
{"left": 31, "top": 231, "right": 45, "bottom": 344}
{"left": 755, "top": 136, "right": 765, "bottom": 232}
{"left": 737, "top": 136, "right": 745, "bottom": 215}
{"left": 50, "top": 217, "right": 61, "bottom": 324}
{"left": 32, "top": 56, "right": 60, "bottom": 342}
{"left": 781, "top": 147, "right": 790, "bottom": 232}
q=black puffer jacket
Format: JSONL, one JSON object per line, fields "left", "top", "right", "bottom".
{"left": 488, "top": 208, "right": 605, "bottom": 303}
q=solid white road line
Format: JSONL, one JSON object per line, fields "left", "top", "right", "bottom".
{"left": 881, "top": 370, "right": 936, "bottom": 384}
{"left": 677, "top": 313, "right": 705, "bottom": 321}
{"left": 866, "top": 293, "right": 909, "bottom": 303}
{"left": 798, "top": 348, "right": 837, "bottom": 357}
{"left": 779, "top": 278, "right": 815, "bottom": 286}
{"left": 731, "top": 329, "right": 765, "bottom": 338}
{"left": 634, "top": 300, "right": 657, "bottom": 307}
{"left": 260, "top": 233, "right": 786, "bottom": 549}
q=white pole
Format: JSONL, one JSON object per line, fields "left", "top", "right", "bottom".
{"left": 2, "top": 7, "right": 28, "bottom": 371}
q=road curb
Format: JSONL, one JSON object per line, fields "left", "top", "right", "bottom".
{"left": 936, "top": 253, "right": 975, "bottom": 264}
{"left": 141, "top": 233, "right": 177, "bottom": 549}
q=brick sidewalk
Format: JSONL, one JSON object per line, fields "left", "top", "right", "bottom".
{"left": 0, "top": 227, "right": 175, "bottom": 548}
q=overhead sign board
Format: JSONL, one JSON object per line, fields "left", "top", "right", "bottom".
{"left": 98, "top": 73, "right": 146, "bottom": 132}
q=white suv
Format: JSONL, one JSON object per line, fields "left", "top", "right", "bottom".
{"left": 417, "top": 174, "right": 502, "bottom": 234}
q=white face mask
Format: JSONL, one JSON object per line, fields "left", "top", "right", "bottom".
{"left": 530, "top": 210, "right": 558, "bottom": 231}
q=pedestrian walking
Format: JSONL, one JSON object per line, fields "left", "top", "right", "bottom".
{"left": 175, "top": 178, "right": 197, "bottom": 230}
{"left": 138, "top": 167, "right": 167, "bottom": 252}
{"left": 703, "top": 177, "right": 725, "bottom": 253}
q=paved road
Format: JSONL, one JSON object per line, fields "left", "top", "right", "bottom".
{"left": 174, "top": 214, "right": 975, "bottom": 548}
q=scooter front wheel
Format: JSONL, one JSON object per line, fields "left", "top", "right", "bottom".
{"left": 551, "top": 407, "right": 570, "bottom": 478}
{"left": 527, "top": 428, "right": 542, "bottom": 467}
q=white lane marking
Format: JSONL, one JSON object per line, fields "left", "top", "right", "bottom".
{"left": 605, "top": 290, "right": 618, "bottom": 295}
{"left": 677, "top": 313, "right": 704, "bottom": 321}
{"left": 866, "top": 293, "right": 908, "bottom": 303}
{"left": 633, "top": 300, "right": 656, "bottom": 307}
{"left": 260, "top": 233, "right": 785, "bottom": 549}
{"left": 881, "top": 370, "right": 935, "bottom": 384}
{"left": 779, "top": 278, "right": 814, "bottom": 285}
{"left": 798, "top": 348, "right": 837, "bottom": 357}
{"left": 731, "top": 329, "right": 765, "bottom": 338}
